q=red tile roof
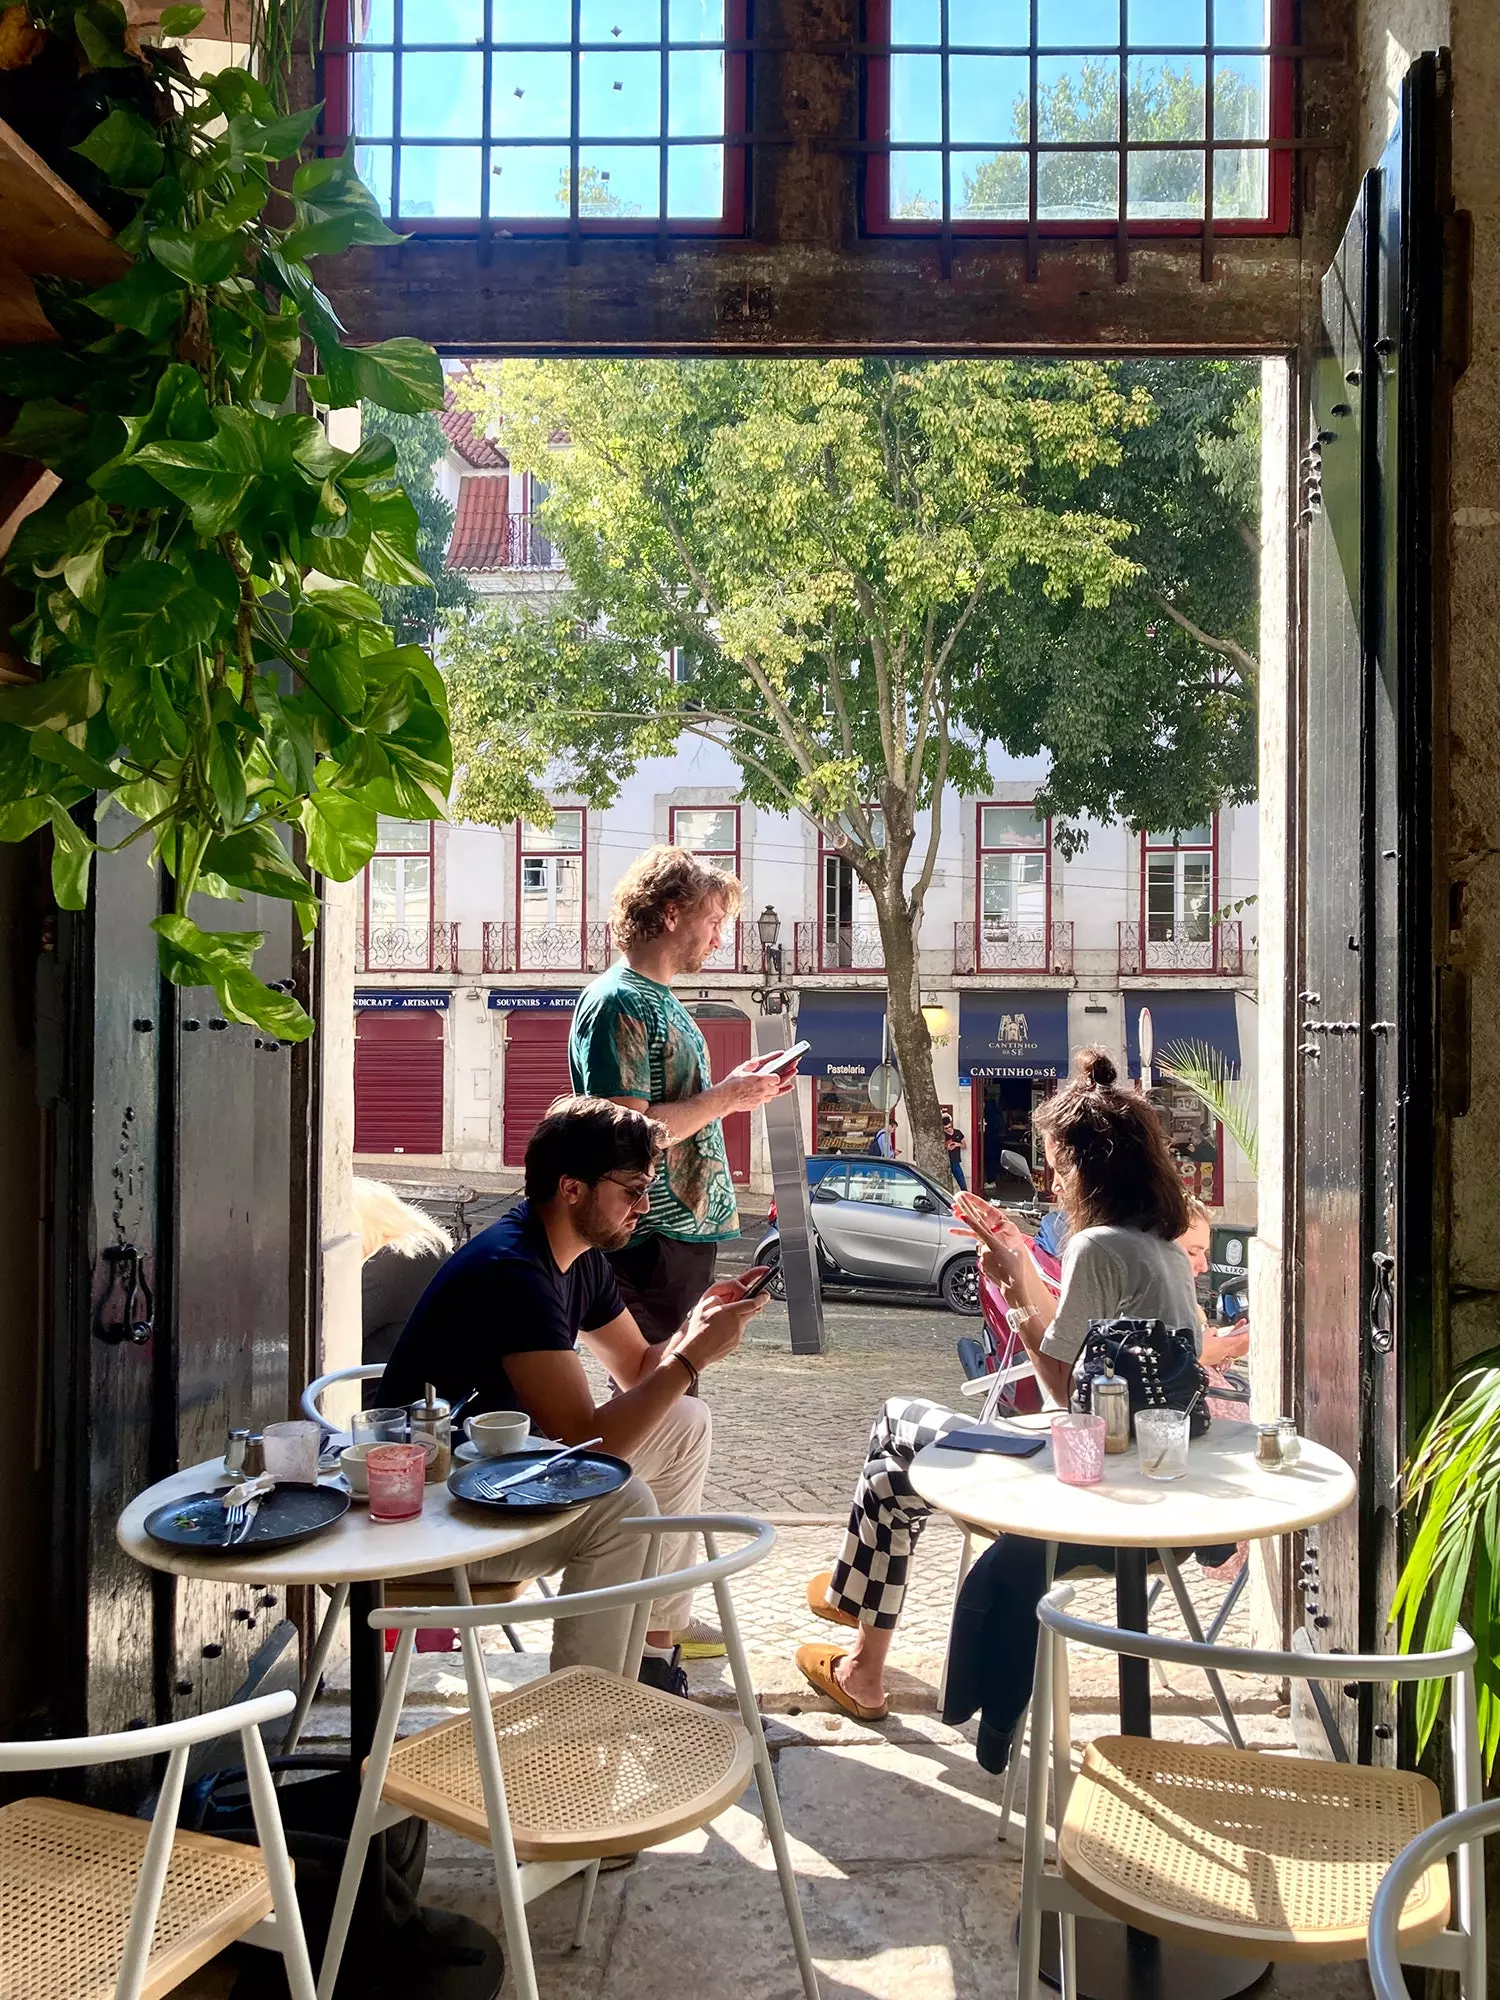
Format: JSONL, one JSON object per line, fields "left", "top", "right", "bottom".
{"left": 440, "top": 385, "right": 508, "bottom": 469}
{"left": 447, "top": 475, "right": 512, "bottom": 572}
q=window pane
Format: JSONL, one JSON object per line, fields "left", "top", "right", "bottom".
{"left": 1127, "top": 147, "right": 1203, "bottom": 217}
{"left": 669, "top": 49, "right": 725, "bottom": 137}
{"left": 667, "top": 143, "right": 723, "bottom": 216}
{"left": 980, "top": 856, "right": 1013, "bottom": 922}
{"left": 401, "top": 53, "right": 484, "bottom": 136}
{"left": 891, "top": 52, "right": 942, "bottom": 143}
{"left": 981, "top": 805, "right": 1047, "bottom": 847}
{"left": 581, "top": 0, "right": 657, "bottom": 37}
{"left": 1036, "top": 0, "right": 1120, "bottom": 48}
{"left": 1148, "top": 822, "right": 1211, "bottom": 846}
{"left": 370, "top": 854, "right": 430, "bottom": 925}
{"left": 493, "top": 0, "right": 571, "bottom": 39}
{"left": 1214, "top": 145, "right": 1268, "bottom": 220}
{"left": 356, "top": 144, "right": 393, "bottom": 212}
{"left": 422, "top": 1, "right": 485, "bottom": 39}
{"left": 399, "top": 146, "right": 483, "bottom": 216}
{"left": 577, "top": 146, "right": 659, "bottom": 216}
{"left": 1127, "top": 0, "right": 1205, "bottom": 40}
{"left": 890, "top": 149, "right": 943, "bottom": 220}
{"left": 1015, "top": 852, "right": 1046, "bottom": 922}
{"left": 953, "top": 152, "right": 1027, "bottom": 219}
{"left": 950, "top": 56, "right": 1030, "bottom": 144}
{"left": 1146, "top": 856, "right": 1176, "bottom": 938}
{"left": 522, "top": 810, "right": 583, "bottom": 850}
{"left": 354, "top": 50, "right": 393, "bottom": 135}
{"left": 1214, "top": 0, "right": 1272, "bottom": 45}
{"left": 377, "top": 816, "right": 431, "bottom": 851}
{"left": 1215, "top": 55, "right": 1268, "bottom": 138}
{"left": 490, "top": 50, "right": 571, "bottom": 136}
{"left": 670, "top": 0, "right": 726, "bottom": 43}
{"left": 491, "top": 144, "right": 572, "bottom": 214}
{"left": 846, "top": 1163, "right": 925, "bottom": 1209}
{"left": 1183, "top": 857, "right": 1212, "bottom": 939}
{"left": 949, "top": 0, "right": 1029, "bottom": 45}
{"left": 579, "top": 49, "right": 660, "bottom": 136}
{"left": 1037, "top": 56, "right": 1120, "bottom": 141}
{"left": 891, "top": 0, "right": 941, "bottom": 45}
{"left": 1037, "top": 149, "right": 1117, "bottom": 218}
{"left": 360, "top": 0, "right": 395, "bottom": 39}
{"left": 675, "top": 808, "right": 738, "bottom": 852}
{"left": 1129, "top": 55, "right": 1205, "bottom": 140}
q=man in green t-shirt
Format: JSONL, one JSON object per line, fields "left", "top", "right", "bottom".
{"left": 570, "top": 844, "right": 796, "bottom": 1345}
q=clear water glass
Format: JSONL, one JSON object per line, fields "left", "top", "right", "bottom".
{"left": 354, "top": 1406, "right": 411, "bottom": 1445}
{"left": 366, "top": 1443, "right": 428, "bottom": 1521}
{"left": 1051, "top": 1412, "right": 1106, "bottom": 1487}
{"left": 1136, "top": 1409, "right": 1192, "bottom": 1481}
{"left": 261, "top": 1419, "right": 321, "bottom": 1484}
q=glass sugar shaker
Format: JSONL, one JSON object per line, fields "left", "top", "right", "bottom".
{"left": 1275, "top": 1416, "right": 1302, "bottom": 1468}
{"left": 1091, "top": 1372, "right": 1132, "bottom": 1455}
{"left": 408, "top": 1384, "right": 453, "bottom": 1483}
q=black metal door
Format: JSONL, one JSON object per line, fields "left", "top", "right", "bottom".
{"left": 1298, "top": 57, "right": 1444, "bottom": 1759}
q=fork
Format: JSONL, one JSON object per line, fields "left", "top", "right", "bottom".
{"left": 222, "top": 1497, "right": 246, "bottom": 1542}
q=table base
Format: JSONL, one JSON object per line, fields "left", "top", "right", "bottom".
{"left": 1036, "top": 1914, "right": 1268, "bottom": 2000}
{"left": 229, "top": 1906, "right": 504, "bottom": 2000}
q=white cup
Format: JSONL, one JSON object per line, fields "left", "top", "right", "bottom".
{"left": 341, "top": 1437, "right": 436, "bottom": 1497}
{"left": 465, "top": 1410, "right": 530, "bottom": 1458}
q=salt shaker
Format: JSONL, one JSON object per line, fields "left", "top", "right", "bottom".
{"left": 1091, "top": 1372, "right": 1132, "bottom": 1455}
{"left": 408, "top": 1384, "right": 453, "bottom": 1483}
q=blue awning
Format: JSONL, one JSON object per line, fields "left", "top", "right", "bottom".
{"left": 1126, "top": 992, "right": 1242, "bottom": 1075}
{"left": 959, "top": 992, "right": 1070, "bottom": 1080}
{"left": 796, "top": 991, "right": 887, "bottom": 1077}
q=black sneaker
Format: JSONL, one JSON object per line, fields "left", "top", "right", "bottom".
{"left": 638, "top": 1647, "right": 689, "bottom": 1698}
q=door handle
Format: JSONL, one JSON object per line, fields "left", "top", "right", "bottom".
{"left": 1368, "top": 1251, "right": 1395, "bottom": 1356}
{"left": 94, "top": 1243, "right": 155, "bottom": 1346}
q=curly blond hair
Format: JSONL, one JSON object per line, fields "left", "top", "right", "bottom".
{"left": 609, "top": 844, "right": 743, "bottom": 952}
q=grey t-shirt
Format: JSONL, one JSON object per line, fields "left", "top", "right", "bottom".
{"left": 1039, "top": 1224, "right": 1201, "bottom": 1366}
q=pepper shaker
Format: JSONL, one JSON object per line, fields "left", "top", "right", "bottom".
{"left": 408, "top": 1384, "right": 453, "bottom": 1483}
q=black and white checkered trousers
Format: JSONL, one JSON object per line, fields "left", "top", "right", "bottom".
{"left": 827, "top": 1397, "right": 964, "bottom": 1630}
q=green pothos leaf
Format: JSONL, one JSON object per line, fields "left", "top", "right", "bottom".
{"left": 152, "top": 913, "right": 314, "bottom": 1041}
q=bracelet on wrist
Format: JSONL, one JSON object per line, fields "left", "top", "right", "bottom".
{"left": 677, "top": 1353, "right": 701, "bottom": 1397}
{"left": 1006, "top": 1303, "right": 1034, "bottom": 1330}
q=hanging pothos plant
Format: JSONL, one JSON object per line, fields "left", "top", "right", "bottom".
{"left": 0, "top": 0, "right": 450, "bottom": 1040}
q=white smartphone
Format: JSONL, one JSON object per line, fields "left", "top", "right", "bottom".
{"left": 756, "top": 1041, "right": 811, "bottom": 1075}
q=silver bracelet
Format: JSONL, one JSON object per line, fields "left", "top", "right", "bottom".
{"left": 1006, "top": 1303, "right": 1035, "bottom": 1329}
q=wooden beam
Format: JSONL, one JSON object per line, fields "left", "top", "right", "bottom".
{"left": 0, "top": 460, "right": 60, "bottom": 560}
{"left": 0, "top": 115, "right": 129, "bottom": 286}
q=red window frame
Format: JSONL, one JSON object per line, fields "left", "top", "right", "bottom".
{"left": 669, "top": 803, "right": 742, "bottom": 876}
{"left": 362, "top": 816, "right": 434, "bottom": 936}
{"left": 319, "top": 0, "right": 748, "bottom": 238}
{"left": 863, "top": 0, "right": 1295, "bottom": 239}
{"left": 1139, "top": 819, "right": 1218, "bottom": 941}
{"left": 975, "top": 799, "right": 1052, "bottom": 947}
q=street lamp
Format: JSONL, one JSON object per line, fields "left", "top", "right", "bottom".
{"left": 753, "top": 904, "right": 788, "bottom": 1014}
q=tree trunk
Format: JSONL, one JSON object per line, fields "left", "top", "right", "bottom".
{"left": 874, "top": 892, "right": 950, "bottom": 1187}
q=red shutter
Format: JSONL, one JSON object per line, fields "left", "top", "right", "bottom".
{"left": 354, "top": 1010, "right": 445, "bottom": 1154}
{"left": 502, "top": 1014, "right": 575, "bottom": 1167}
{"left": 694, "top": 1012, "right": 752, "bottom": 1183}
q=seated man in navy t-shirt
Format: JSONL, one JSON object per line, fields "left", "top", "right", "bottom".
{"left": 378, "top": 1095, "right": 768, "bottom": 1687}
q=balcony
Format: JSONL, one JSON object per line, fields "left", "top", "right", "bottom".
{"left": 356, "top": 923, "right": 460, "bottom": 973}
{"left": 500, "top": 512, "right": 565, "bottom": 571}
{"left": 954, "top": 919, "right": 1074, "bottom": 976}
{"left": 482, "top": 922, "right": 614, "bottom": 973}
{"left": 1119, "top": 919, "right": 1244, "bottom": 977}
{"left": 699, "top": 920, "right": 756, "bottom": 973}
{"left": 793, "top": 920, "right": 884, "bottom": 974}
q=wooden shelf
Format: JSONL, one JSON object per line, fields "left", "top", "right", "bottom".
{"left": 0, "top": 114, "right": 129, "bottom": 290}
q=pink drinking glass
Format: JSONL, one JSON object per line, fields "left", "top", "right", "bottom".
{"left": 366, "top": 1443, "right": 428, "bottom": 1521}
{"left": 1051, "top": 1412, "right": 1107, "bottom": 1487}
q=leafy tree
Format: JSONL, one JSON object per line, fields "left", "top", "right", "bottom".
{"left": 360, "top": 405, "right": 474, "bottom": 646}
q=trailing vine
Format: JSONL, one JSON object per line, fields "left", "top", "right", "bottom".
{"left": 0, "top": 0, "right": 450, "bottom": 1039}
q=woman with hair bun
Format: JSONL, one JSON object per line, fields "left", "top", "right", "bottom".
{"left": 794, "top": 1044, "right": 1212, "bottom": 1732}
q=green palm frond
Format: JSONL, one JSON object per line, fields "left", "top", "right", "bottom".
{"left": 1156, "top": 1038, "right": 1259, "bottom": 1175}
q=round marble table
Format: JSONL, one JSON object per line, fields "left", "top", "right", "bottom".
{"left": 120, "top": 1457, "right": 578, "bottom": 2000}
{"left": 911, "top": 1417, "right": 1356, "bottom": 2000}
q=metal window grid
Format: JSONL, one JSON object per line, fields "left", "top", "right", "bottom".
{"left": 319, "top": 0, "right": 749, "bottom": 250}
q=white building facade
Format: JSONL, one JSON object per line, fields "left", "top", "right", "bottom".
{"left": 352, "top": 386, "right": 1260, "bottom": 1220}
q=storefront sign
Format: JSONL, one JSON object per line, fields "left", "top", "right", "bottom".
{"left": 487, "top": 990, "right": 580, "bottom": 1012}
{"left": 958, "top": 992, "right": 1070, "bottom": 1081}
{"left": 797, "top": 993, "right": 887, "bottom": 1077}
{"left": 354, "top": 990, "right": 450, "bottom": 1010}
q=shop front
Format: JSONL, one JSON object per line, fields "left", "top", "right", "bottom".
{"left": 354, "top": 990, "right": 449, "bottom": 1154}
{"left": 491, "top": 989, "right": 580, "bottom": 1166}
{"left": 797, "top": 991, "right": 888, "bottom": 1156}
{"left": 1125, "top": 991, "right": 1242, "bottom": 1207}
{"left": 958, "top": 992, "right": 1071, "bottom": 1197}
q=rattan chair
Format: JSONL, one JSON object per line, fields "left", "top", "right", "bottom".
{"left": 1368, "top": 1796, "right": 1495, "bottom": 1998}
{"left": 316, "top": 1513, "right": 820, "bottom": 2000}
{"left": 0, "top": 1686, "right": 316, "bottom": 2000}
{"left": 1015, "top": 1582, "right": 1482, "bottom": 2000}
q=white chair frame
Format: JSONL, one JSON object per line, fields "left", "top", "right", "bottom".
{"left": 1369, "top": 1796, "right": 1499, "bottom": 2000}
{"left": 300, "top": 1362, "right": 386, "bottom": 1431}
{"left": 316, "top": 1513, "right": 820, "bottom": 2000}
{"left": 1017, "top": 1582, "right": 1484, "bottom": 2000}
{"left": 0, "top": 1687, "right": 317, "bottom": 2000}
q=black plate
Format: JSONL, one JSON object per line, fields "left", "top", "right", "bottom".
{"left": 447, "top": 1448, "right": 632, "bottom": 1513}
{"left": 145, "top": 1482, "right": 351, "bottom": 1553}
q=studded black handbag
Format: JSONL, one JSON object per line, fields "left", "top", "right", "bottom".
{"left": 1069, "top": 1316, "right": 1211, "bottom": 1438}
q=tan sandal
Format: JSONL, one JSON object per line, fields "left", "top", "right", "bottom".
{"left": 806, "top": 1570, "right": 859, "bottom": 1629}
{"left": 795, "top": 1641, "right": 889, "bottom": 1721}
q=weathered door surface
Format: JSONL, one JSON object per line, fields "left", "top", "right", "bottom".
{"left": 1298, "top": 57, "right": 1444, "bottom": 1760}
{"left": 46, "top": 849, "right": 304, "bottom": 1748}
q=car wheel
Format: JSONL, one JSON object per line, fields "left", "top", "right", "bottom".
{"left": 941, "top": 1255, "right": 981, "bottom": 1315}
{"left": 767, "top": 1258, "right": 786, "bottom": 1300}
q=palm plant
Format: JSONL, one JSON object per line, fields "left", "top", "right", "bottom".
{"left": 1391, "top": 1359, "right": 1500, "bottom": 1771}
{"left": 1156, "top": 1037, "right": 1260, "bottom": 1175}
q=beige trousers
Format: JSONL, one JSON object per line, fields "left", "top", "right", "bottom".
{"left": 465, "top": 1394, "right": 713, "bottom": 1672}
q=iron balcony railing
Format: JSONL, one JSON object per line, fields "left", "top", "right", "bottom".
{"left": 1118, "top": 918, "right": 1244, "bottom": 977}
{"left": 481, "top": 922, "right": 614, "bottom": 973}
{"left": 356, "top": 923, "right": 461, "bottom": 973}
{"left": 953, "top": 919, "right": 1074, "bottom": 976}
{"left": 793, "top": 920, "right": 885, "bottom": 974}
{"left": 501, "top": 512, "right": 565, "bottom": 570}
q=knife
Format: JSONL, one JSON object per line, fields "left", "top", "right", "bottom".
{"left": 233, "top": 1496, "right": 262, "bottom": 1545}
{"left": 474, "top": 1437, "right": 603, "bottom": 1502}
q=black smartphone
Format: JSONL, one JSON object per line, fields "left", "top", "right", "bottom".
{"left": 936, "top": 1428, "right": 1047, "bottom": 1458}
{"left": 738, "top": 1264, "right": 779, "bottom": 1301}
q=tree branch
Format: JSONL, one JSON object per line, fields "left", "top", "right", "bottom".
{"left": 1152, "top": 592, "right": 1259, "bottom": 692}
